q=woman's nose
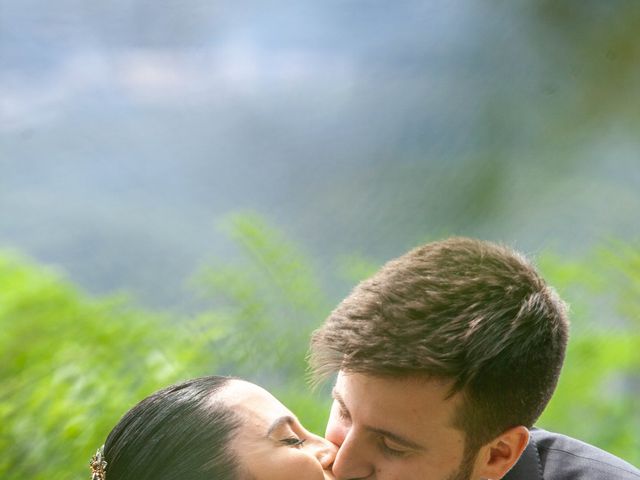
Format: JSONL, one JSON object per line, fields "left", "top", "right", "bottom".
{"left": 310, "top": 434, "right": 338, "bottom": 469}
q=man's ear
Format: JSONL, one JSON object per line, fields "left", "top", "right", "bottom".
{"left": 474, "top": 426, "right": 529, "bottom": 480}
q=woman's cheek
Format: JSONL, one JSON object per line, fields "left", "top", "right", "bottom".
{"left": 286, "top": 450, "right": 327, "bottom": 480}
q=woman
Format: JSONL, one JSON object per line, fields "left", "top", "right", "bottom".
{"left": 91, "top": 375, "right": 336, "bottom": 479}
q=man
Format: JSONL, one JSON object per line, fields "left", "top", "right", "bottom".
{"left": 310, "top": 237, "right": 640, "bottom": 480}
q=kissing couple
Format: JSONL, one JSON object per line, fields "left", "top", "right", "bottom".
{"left": 91, "top": 237, "right": 640, "bottom": 480}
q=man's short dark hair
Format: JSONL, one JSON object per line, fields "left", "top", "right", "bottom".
{"left": 310, "top": 237, "right": 569, "bottom": 451}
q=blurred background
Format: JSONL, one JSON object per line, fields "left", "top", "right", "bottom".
{"left": 1, "top": 1, "right": 639, "bottom": 478}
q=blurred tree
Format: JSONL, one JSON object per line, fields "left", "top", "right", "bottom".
{"left": 528, "top": 1, "right": 640, "bottom": 133}
{"left": 538, "top": 242, "right": 640, "bottom": 465}
{"left": 0, "top": 251, "right": 218, "bottom": 480}
{"left": 193, "top": 212, "right": 333, "bottom": 432}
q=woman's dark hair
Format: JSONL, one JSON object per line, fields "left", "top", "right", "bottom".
{"left": 103, "top": 375, "right": 242, "bottom": 480}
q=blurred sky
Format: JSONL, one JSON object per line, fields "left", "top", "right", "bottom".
{"left": 1, "top": 0, "right": 639, "bottom": 309}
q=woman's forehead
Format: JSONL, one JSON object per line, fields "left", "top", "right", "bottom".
{"left": 218, "top": 379, "right": 291, "bottom": 421}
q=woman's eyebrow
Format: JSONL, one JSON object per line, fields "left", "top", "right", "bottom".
{"left": 266, "top": 415, "right": 295, "bottom": 437}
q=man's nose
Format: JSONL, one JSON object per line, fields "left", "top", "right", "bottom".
{"left": 331, "top": 429, "right": 375, "bottom": 479}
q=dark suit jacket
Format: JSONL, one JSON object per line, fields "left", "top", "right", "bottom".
{"left": 504, "top": 428, "right": 640, "bottom": 479}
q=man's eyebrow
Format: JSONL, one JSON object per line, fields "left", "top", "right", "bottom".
{"left": 331, "top": 388, "right": 425, "bottom": 451}
{"left": 266, "top": 415, "right": 295, "bottom": 437}
{"left": 332, "top": 388, "right": 350, "bottom": 417}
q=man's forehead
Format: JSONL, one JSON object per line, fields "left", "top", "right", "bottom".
{"left": 335, "top": 370, "right": 456, "bottom": 393}
{"left": 334, "top": 371, "right": 463, "bottom": 430}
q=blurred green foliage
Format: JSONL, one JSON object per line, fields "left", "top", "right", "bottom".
{"left": 193, "top": 212, "right": 334, "bottom": 433}
{"left": 1, "top": 215, "right": 638, "bottom": 479}
{"left": 0, "top": 251, "right": 217, "bottom": 479}
{"left": 537, "top": 243, "right": 640, "bottom": 463}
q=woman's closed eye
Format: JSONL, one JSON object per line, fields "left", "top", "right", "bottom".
{"left": 280, "top": 437, "right": 306, "bottom": 448}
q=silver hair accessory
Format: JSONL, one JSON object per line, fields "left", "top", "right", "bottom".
{"left": 89, "top": 446, "right": 107, "bottom": 480}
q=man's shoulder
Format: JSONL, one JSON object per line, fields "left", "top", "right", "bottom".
{"left": 506, "top": 428, "right": 640, "bottom": 480}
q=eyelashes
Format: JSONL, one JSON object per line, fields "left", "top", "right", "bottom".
{"left": 334, "top": 405, "right": 409, "bottom": 458}
{"left": 377, "top": 437, "right": 410, "bottom": 458}
{"left": 280, "top": 437, "right": 307, "bottom": 448}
